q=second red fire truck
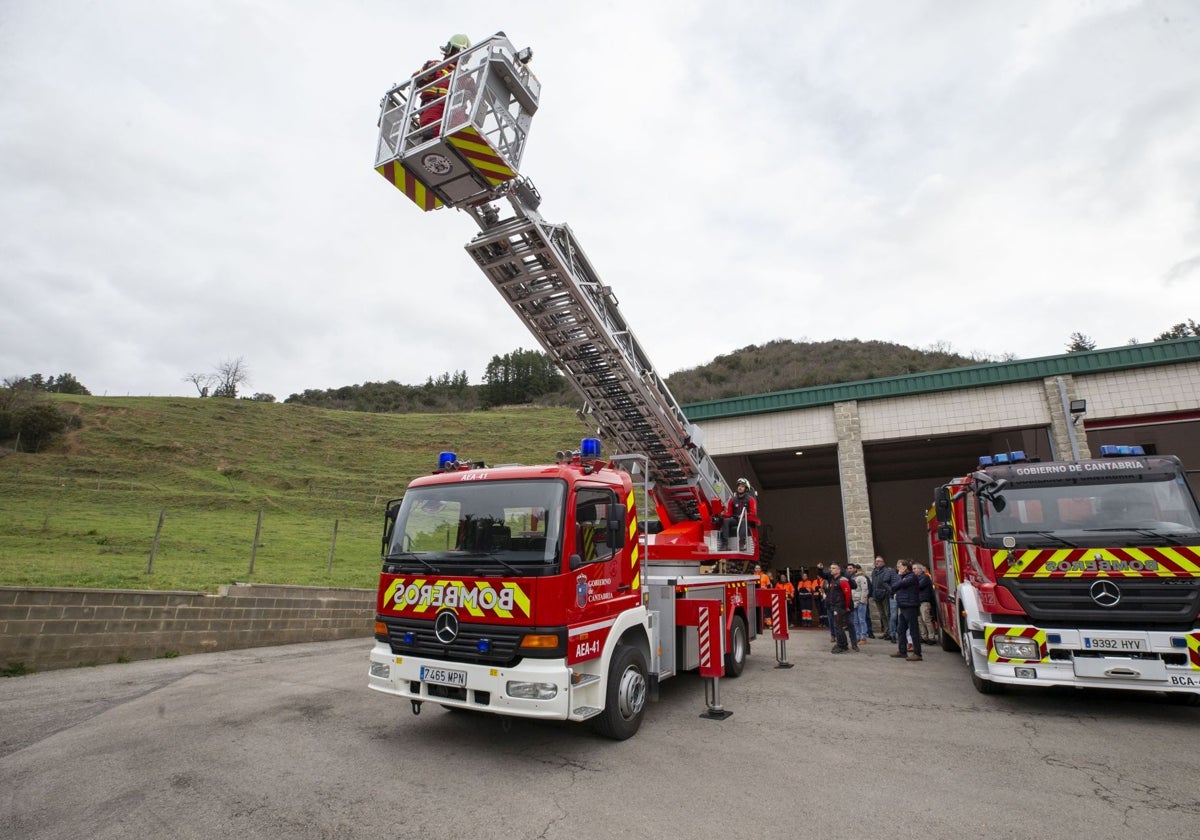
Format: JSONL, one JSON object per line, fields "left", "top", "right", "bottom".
{"left": 929, "top": 446, "right": 1200, "bottom": 702}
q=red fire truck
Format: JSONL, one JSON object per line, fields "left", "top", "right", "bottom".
{"left": 366, "top": 34, "right": 780, "bottom": 738}
{"left": 929, "top": 445, "right": 1200, "bottom": 702}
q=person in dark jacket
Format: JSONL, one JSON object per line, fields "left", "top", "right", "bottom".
{"left": 871, "top": 555, "right": 898, "bottom": 640}
{"left": 888, "top": 559, "right": 922, "bottom": 661}
{"left": 823, "top": 563, "right": 858, "bottom": 654}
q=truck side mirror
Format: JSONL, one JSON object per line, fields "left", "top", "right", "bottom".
{"left": 934, "top": 486, "right": 952, "bottom": 524}
{"left": 382, "top": 502, "right": 401, "bottom": 556}
{"left": 937, "top": 523, "right": 953, "bottom": 541}
{"left": 607, "top": 509, "right": 625, "bottom": 549}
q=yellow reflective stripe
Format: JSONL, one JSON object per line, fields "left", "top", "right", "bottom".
{"left": 505, "top": 582, "right": 531, "bottom": 617}
{"left": 382, "top": 578, "right": 401, "bottom": 605}
{"left": 626, "top": 492, "right": 640, "bottom": 591}
{"left": 459, "top": 581, "right": 484, "bottom": 617}
{"left": 470, "top": 158, "right": 516, "bottom": 178}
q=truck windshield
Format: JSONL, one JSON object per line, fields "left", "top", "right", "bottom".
{"left": 386, "top": 479, "right": 566, "bottom": 576}
{"left": 983, "top": 474, "right": 1200, "bottom": 547}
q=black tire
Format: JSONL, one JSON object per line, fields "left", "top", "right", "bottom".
{"left": 962, "top": 621, "right": 1004, "bottom": 695}
{"left": 939, "top": 621, "right": 958, "bottom": 652}
{"left": 594, "top": 645, "right": 648, "bottom": 741}
{"left": 1164, "top": 692, "right": 1200, "bottom": 707}
{"left": 724, "top": 614, "right": 748, "bottom": 677}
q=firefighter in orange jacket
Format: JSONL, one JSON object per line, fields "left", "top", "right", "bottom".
{"left": 777, "top": 576, "right": 796, "bottom": 626}
{"left": 415, "top": 34, "right": 470, "bottom": 141}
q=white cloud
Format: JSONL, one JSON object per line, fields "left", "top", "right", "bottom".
{"left": 1, "top": 0, "right": 1198, "bottom": 397}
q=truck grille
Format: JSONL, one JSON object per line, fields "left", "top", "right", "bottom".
{"left": 378, "top": 617, "right": 563, "bottom": 666}
{"left": 1003, "top": 578, "right": 1200, "bottom": 629}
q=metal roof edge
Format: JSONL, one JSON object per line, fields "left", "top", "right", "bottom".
{"left": 682, "top": 337, "right": 1200, "bottom": 422}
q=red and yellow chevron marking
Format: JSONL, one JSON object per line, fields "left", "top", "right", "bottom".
{"left": 626, "top": 492, "right": 640, "bottom": 592}
{"left": 381, "top": 577, "right": 530, "bottom": 618}
{"left": 376, "top": 160, "right": 443, "bottom": 212}
{"left": 1187, "top": 633, "right": 1200, "bottom": 671}
{"left": 993, "top": 546, "right": 1200, "bottom": 578}
{"left": 986, "top": 625, "right": 1047, "bottom": 663}
{"left": 446, "top": 125, "right": 516, "bottom": 186}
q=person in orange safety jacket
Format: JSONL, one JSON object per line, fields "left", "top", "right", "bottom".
{"left": 777, "top": 576, "right": 796, "bottom": 626}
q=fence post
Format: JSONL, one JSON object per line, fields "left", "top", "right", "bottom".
{"left": 146, "top": 508, "right": 166, "bottom": 574}
{"left": 327, "top": 518, "right": 339, "bottom": 573}
{"left": 249, "top": 508, "right": 263, "bottom": 575}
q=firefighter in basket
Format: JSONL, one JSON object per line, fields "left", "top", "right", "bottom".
{"left": 413, "top": 33, "right": 471, "bottom": 142}
{"left": 718, "top": 477, "right": 758, "bottom": 551}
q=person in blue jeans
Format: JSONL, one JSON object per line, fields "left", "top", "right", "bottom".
{"left": 849, "top": 563, "right": 871, "bottom": 641}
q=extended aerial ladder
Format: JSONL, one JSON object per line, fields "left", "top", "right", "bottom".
{"left": 375, "top": 33, "right": 755, "bottom": 560}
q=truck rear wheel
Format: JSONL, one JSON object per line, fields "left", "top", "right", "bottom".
{"left": 594, "top": 645, "right": 647, "bottom": 741}
{"left": 962, "top": 622, "right": 1004, "bottom": 695}
{"left": 724, "top": 614, "right": 748, "bottom": 678}
{"left": 939, "top": 621, "right": 958, "bottom": 652}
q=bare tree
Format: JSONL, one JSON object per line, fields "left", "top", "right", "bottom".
{"left": 213, "top": 357, "right": 250, "bottom": 398}
{"left": 183, "top": 372, "right": 216, "bottom": 397}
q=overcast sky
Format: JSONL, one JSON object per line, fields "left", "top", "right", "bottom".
{"left": 1, "top": 1, "right": 1197, "bottom": 400}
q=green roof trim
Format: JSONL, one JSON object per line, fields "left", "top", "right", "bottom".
{"left": 681, "top": 337, "right": 1200, "bottom": 421}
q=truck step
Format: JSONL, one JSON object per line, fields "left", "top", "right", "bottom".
{"left": 572, "top": 706, "right": 602, "bottom": 720}
{"left": 571, "top": 673, "right": 601, "bottom": 688}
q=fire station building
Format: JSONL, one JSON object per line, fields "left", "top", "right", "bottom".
{"left": 689, "top": 337, "right": 1200, "bottom": 571}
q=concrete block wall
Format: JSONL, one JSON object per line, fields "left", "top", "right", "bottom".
{"left": 0, "top": 583, "right": 375, "bottom": 673}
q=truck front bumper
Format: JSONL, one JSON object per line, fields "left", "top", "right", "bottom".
{"left": 970, "top": 625, "right": 1200, "bottom": 695}
{"left": 367, "top": 641, "right": 581, "bottom": 720}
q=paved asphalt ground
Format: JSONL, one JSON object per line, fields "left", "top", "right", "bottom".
{"left": 2, "top": 627, "right": 1199, "bottom": 840}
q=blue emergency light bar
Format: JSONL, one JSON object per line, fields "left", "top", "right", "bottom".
{"left": 1099, "top": 444, "right": 1145, "bottom": 457}
{"left": 438, "top": 451, "right": 457, "bottom": 470}
{"left": 978, "top": 450, "right": 1027, "bottom": 467}
{"left": 580, "top": 438, "right": 602, "bottom": 458}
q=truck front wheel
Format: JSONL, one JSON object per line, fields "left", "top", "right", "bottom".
{"left": 962, "top": 622, "right": 1004, "bottom": 695}
{"left": 724, "top": 614, "right": 748, "bottom": 677}
{"left": 594, "top": 645, "right": 647, "bottom": 741}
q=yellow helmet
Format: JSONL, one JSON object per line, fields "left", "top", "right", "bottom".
{"left": 442, "top": 34, "right": 470, "bottom": 55}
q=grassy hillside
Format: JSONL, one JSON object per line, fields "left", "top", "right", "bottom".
{"left": 666, "top": 338, "right": 988, "bottom": 403}
{"left": 0, "top": 396, "right": 585, "bottom": 592}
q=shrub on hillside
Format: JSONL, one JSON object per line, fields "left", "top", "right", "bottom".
{"left": 0, "top": 387, "right": 77, "bottom": 451}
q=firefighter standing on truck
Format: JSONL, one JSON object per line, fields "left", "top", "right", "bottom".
{"left": 722, "top": 478, "right": 758, "bottom": 550}
{"left": 414, "top": 33, "right": 471, "bottom": 141}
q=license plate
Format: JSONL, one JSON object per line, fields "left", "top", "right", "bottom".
{"left": 1170, "top": 674, "right": 1200, "bottom": 687}
{"left": 1081, "top": 635, "right": 1147, "bottom": 652}
{"left": 420, "top": 666, "right": 467, "bottom": 687}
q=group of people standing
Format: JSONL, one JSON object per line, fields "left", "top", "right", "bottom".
{"left": 761, "top": 555, "right": 939, "bottom": 661}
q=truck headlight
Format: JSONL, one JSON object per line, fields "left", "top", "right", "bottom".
{"left": 993, "top": 637, "right": 1040, "bottom": 660}
{"left": 369, "top": 661, "right": 390, "bottom": 679}
{"left": 506, "top": 681, "right": 558, "bottom": 700}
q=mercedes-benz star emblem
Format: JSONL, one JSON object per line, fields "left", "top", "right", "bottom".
{"left": 434, "top": 609, "right": 460, "bottom": 644}
{"left": 1090, "top": 579, "right": 1121, "bottom": 608}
